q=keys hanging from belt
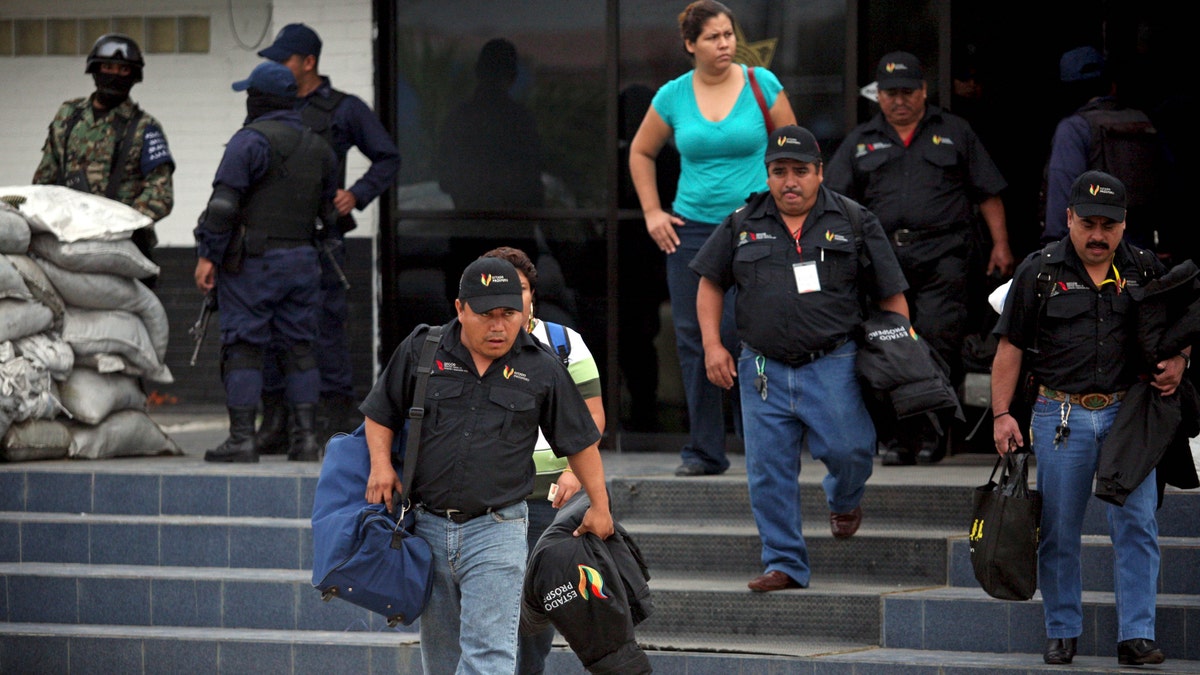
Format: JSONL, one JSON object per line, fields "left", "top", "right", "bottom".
{"left": 1054, "top": 400, "right": 1072, "bottom": 447}
{"left": 753, "top": 355, "right": 768, "bottom": 401}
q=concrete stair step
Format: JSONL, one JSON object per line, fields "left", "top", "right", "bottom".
{"left": 624, "top": 520, "right": 956, "bottom": 582}
{"left": 0, "top": 511, "right": 312, "bottom": 569}
{"left": 883, "top": 585, "right": 1200, "bottom": 660}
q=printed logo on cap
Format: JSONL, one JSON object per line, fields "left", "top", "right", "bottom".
{"left": 885, "top": 61, "right": 910, "bottom": 74}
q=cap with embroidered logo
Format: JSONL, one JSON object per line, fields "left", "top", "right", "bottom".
{"left": 1069, "top": 170, "right": 1126, "bottom": 222}
{"left": 876, "top": 51, "right": 924, "bottom": 90}
{"left": 765, "top": 125, "right": 822, "bottom": 165}
{"left": 458, "top": 257, "right": 524, "bottom": 313}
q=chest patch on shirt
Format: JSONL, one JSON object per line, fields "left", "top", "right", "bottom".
{"left": 854, "top": 141, "right": 893, "bottom": 157}
{"left": 436, "top": 359, "right": 469, "bottom": 374}
{"left": 738, "top": 231, "right": 778, "bottom": 246}
{"left": 931, "top": 135, "right": 956, "bottom": 146}
{"left": 824, "top": 230, "right": 851, "bottom": 244}
{"left": 502, "top": 365, "right": 530, "bottom": 382}
{"left": 1050, "top": 280, "right": 1089, "bottom": 295}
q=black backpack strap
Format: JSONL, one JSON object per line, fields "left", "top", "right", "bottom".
{"left": 401, "top": 325, "right": 444, "bottom": 505}
{"left": 105, "top": 105, "right": 144, "bottom": 200}
{"left": 830, "top": 191, "right": 873, "bottom": 313}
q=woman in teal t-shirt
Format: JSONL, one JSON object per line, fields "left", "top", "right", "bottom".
{"left": 629, "top": 0, "right": 795, "bottom": 476}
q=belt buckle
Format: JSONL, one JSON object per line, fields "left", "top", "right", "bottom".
{"left": 1078, "top": 393, "right": 1112, "bottom": 410}
{"left": 892, "top": 228, "right": 912, "bottom": 247}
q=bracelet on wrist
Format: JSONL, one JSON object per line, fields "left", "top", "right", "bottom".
{"left": 993, "top": 411, "right": 1012, "bottom": 420}
{"left": 1180, "top": 352, "right": 1191, "bottom": 370}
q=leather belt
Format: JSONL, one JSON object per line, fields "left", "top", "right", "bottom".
{"left": 1038, "top": 385, "right": 1126, "bottom": 410}
{"left": 890, "top": 223, "right": 965, "bottom": 247}
{"left": 784, "top": 336, "right": 849, "bottom": 367}
{"left": 421, "top": 500, "right": 519, "bottom": 524}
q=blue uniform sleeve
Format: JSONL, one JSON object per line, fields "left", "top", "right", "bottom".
{"left": 335, "top": 95, "right": 400, "bottom": 209}
{"left": 1043, "top": 114, "right": 1091, "bottom": 242}
{"left": 139, "top": 124, "right": 174, "bottom": 175}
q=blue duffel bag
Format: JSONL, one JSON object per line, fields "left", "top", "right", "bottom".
{"left": 311, "top": 421, "right": 433, "bottom": 626}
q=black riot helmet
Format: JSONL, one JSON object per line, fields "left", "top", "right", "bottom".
{"left": 85, "top": 34, "right": 144, "bottom": 82}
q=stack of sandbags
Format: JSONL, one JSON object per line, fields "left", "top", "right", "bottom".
{"left": 0, "top": 186, "right": 181, "bottom": 461}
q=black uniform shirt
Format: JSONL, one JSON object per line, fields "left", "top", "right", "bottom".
{"left": 689, "top": 187, "right": 908, "bottom": 364}
{"left": 993, "top": 239, "right": 1162, "bottom": 393}
{"left": 824, "top": 105, "right": 1006, "bottom": 233}
{"left": 360, "top": 319, "right": 600, "bottom": 514}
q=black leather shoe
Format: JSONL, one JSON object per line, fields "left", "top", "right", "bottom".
{"left": 1118, "top": 638, "right": 1165, "bottom": 665}
{"left": 881, "top": 448, "right": 915, "bottom": 466}
{"left": 674, "top": 463, "right": 723, "bottom": 477}
{"left": 1044, "top": 637, "right": 1077, "bottom": 665}
{"left": 916, "top": 442, "right": 945, "bottom": 464}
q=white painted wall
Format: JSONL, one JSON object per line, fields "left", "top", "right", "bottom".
{"left": 0, "top": 0, "right": 381, "bottom": 246}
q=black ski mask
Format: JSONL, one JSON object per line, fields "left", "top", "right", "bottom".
{"left": 245, "top": 89, "right": 299, "bottom": 123}
{"left": 92, "top": 72, "right": 136, "bottom": 109}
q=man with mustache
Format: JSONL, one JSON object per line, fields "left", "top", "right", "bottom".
{"left": 33, "top": 33, "right": 174, "bottom": 288}
{"left": 991, "top": 170, "right": 1182, "bottom": 667}
{"left": 690, "top": 125, "right": 909, "bottom": 592}
{"left": 826, "top": 51, "right": 1013, "bottom": 465}
{"left": 360, "top": 256, "right": 613, "bottom": 674}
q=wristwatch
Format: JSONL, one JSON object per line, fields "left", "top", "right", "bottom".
{"left": 1179, "top": 352, "right": 1191, "bottom": 370}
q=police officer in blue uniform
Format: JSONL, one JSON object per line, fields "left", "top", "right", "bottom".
{"left": 194, "top": 60, "right": 338, "bottom": 463}
{"left": 252, "top": 23, "right": 402, "bottom": 450}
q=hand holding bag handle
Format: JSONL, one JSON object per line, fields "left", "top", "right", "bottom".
{"left": 969, "top": 448, "right": 1042, "bottom": 601}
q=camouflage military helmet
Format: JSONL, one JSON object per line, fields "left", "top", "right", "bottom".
{"left": 86, "top": 34, "right": 144, "bottom": 82}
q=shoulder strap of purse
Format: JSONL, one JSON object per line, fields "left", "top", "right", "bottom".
{"left": 401, "top": 324, "right": 444, "bottom": 502}
{"left": 747, "top": 66, "right": 774, "bottom": 135}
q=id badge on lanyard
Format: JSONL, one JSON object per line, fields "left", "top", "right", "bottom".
{"left": 793, "top": 261, "right": 820, "bottom": 293}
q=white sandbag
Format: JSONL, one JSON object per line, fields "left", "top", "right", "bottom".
{"left": 0, "top": 255, "right": 32, "bottom": 301}
{"left": 35, "top": 259, "right": 168, "bottom": 360}
{"left": 13, "top": 333, "right": 74, "bottom": 381}
{"left": 5, "top": 254, "right": 65, "bottom": 324}
{"left": 0, "top": 185, "right": 151, "bottom": 242}
{"left": 0, "top": 354, "right": 62, "bottom": 422}
{"left": 61, "top": 308, "right": 161, "bottom": 373}
{"left": 58, "top": 367, "right": 145, "bottom": 425}
{"left": 1, "top": 418, "right": 72, "bottom": 462}
{"left": 0, "top": 298, "right": 53, "bottom": 343}
{"left": 67, "top": 409, "right": 181, "bottom": 459}
{"left": 29, "top": 234, "right": 159, "bottom": 279}
{"left": 0, "top": 202, "right": 31, "bottom": 254}
{"left": 73, "top": 352, "right": 174, "bottom": 384}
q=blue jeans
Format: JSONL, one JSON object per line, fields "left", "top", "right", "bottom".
{"left": 739, "top": 342, "right": 875, "bottom": 585}
{"left": 667, "top": 219, "right": 739, "bottom": 472}
{"left": 1031, "top": 396, "right": 1159, "bottom": 642}
{"left": 416, "top": 501, "right": 528, "bottom": 675}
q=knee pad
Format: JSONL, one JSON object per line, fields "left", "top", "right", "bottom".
{"left": 221, "top": 342, "right": 263, "bottom": 379}
{"left": 282, "top": 341, "right": 317, "bottom": 374}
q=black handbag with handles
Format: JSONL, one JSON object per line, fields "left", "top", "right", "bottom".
{"left": 969, "top": 449, "right": 1042, "bottom": 601}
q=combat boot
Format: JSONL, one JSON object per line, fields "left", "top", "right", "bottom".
{"left": 204, "top": 407, "right": 259, "bottom": 463}
{"left": 288, "top": 403, "right": 322, "bottom": 462}
{"left": 254, "top": 393, "right": 290, "bottom": 455}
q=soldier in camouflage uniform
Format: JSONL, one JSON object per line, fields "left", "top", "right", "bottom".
{"left": 32, "top": 33, "right": 174, "bottom": 287}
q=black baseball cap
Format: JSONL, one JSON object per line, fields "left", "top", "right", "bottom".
{"left": 258, "top": 23, "right": 322, "bottom": 61}
{"left": 231, "top": 61, "right": 297, "bottom": 97}
{"left": 1069, "top": 170, "right": 1126, "bottom": 222}
{"left": 765, "top": 125, "right": 822, "bottom": 165}
{"left": 876, "top": 51, "right": 924, "bottom": 90}
{"left": 458, "top": 257, "right": 524, "bottom": 313}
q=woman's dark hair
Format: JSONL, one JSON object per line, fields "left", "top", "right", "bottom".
{"left": 678, "top": 0, "right": 735, "bottom": 45}
{"left": 482, "top": 246, "right": 538, "bottom": 290}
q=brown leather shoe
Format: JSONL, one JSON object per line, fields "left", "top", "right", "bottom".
{"left": 747, "top": 570, "right": 802, "bottom": 592}
{"left": 830, "top": 506, "right": 863, "bottom": 538}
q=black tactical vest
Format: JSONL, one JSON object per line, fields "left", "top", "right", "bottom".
{"left": 242, "top": 120, "right": 330, "bottom": 243}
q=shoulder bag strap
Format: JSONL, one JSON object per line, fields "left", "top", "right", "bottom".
{"left": 401, "top": 325, "right": 444, "bottom": 504}
{"left": 105, "top": 106, "right": 144, "bottom": 200}
{"left": 747, "top": 66, "right": 774, "bottom": 135}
